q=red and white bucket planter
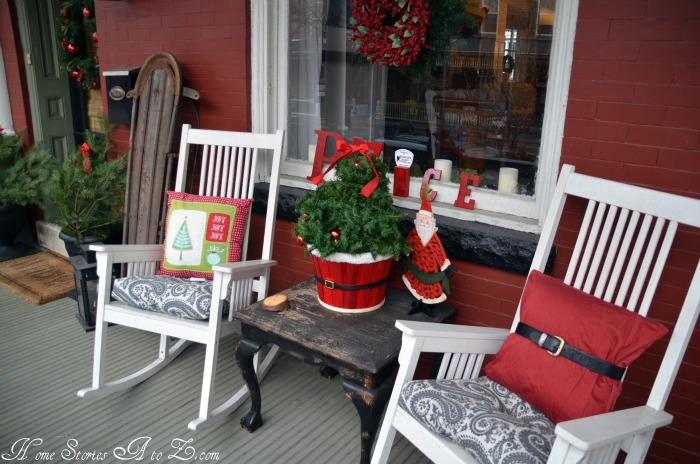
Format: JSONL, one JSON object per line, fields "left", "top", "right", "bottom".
{"left": 311, "top": 250, "right": 393, "bottom": 313}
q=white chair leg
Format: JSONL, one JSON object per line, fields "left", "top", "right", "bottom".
{"left": 371, "top": 417, "right": 398, "bottom": 464}
{"left": 89, "top": 317, "right": 109, "bottom": 391}
{"left": 78, "top": 337, "right": 190, "bottom": 398}
{"left": 624, "top": 432, "right": 653, "bottom": 464}
{"left": 187, "top": 344, "right": 281, "bottom": 431}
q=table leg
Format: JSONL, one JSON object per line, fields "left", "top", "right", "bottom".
{"left": 235, "top": 337, "right": 263, "bottom": 432}
{"left": 342, "top": 378, "right": 394, "bottom": 464}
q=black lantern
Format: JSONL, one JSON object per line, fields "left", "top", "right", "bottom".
{"left": 70, "top": 255, "right": 99, "bottom": 331}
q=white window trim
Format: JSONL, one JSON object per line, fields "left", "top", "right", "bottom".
{"left": 251, "top": 0, "right": 579, "bottom": 234}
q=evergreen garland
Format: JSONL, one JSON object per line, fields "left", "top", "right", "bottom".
{"left": 59, "top": 0, "right": 100, "bottom": 90}
{"left": 293, "top": 152, "right": 412, "bottom": 260}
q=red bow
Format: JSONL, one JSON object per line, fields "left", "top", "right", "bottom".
{"left": 308, "top": 140, "right": 380, "bottom": 198}
{"left": 80, "top": 142, "right": 93, "bottom": 173}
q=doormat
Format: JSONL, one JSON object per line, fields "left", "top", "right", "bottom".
{"left": 0, "top": 252, "right": 74, "bottom": 304}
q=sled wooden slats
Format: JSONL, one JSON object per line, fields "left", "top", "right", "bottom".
{"left": 124, "top": 52, "right": 182, "bottom": 246}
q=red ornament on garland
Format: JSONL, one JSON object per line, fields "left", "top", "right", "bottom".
{"left": 302, "top": 213, "right": 308, "bottom": 221}
{"left": 71, "top": 71, "right": 81, "bottom": 79}
{"left": 80, "top": 143, "right": 93, "bottom": 174}
{"left": 83, "top": 8, "right": 92, "bottom": 18}
{"left": 296, "top": 235, "right": 305, "bottom": 246}
{"left": 91, "top": 81, "right": 99, "bottom": 89}
{"left": 67, "top": 43, "right": 79, "bottom": 54}
{"left": 331, "top": 229, "right": 340, "bottom": 242}
{"left": 92, "top": 32, "right": 99, "bottom": 43}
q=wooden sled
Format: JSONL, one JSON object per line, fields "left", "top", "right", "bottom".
{"left": 123, "top": 52, "right": 200, "bottom": 246}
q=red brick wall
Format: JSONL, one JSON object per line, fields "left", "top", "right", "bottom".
{"left": 93, "top": 0, "right": 252, "bottom": 155}
{"left": 560, "top": 1, "right": 700, "bottom": 462}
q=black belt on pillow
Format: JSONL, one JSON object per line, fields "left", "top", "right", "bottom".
{"left": 515, "top": 322, "right": 626, "bottom": 380}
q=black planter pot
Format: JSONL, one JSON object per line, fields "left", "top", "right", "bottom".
{"left": 58, "top": 231, "right": 105, "bottom": 263}
{"left": 0, "top": 204, "right": 32, "bottom": 262}
{"left": 58, "top": 223, "right": 123, "bottom": 263}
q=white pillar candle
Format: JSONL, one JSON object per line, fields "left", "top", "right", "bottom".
{"left": 498, "top": 167, "right": 519, "bottom": 193}
{"left": 434, "top": 159, "right": 452, "bottom": 183}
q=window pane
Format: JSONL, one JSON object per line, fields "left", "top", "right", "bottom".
{"left": 287, "top": 0, "right": 555, "bottom": 198}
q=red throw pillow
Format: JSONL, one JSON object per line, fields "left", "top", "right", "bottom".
{"left": 484, "top": 270, "right": 668, "bottom": 424}
{"left": 159, "top": 192, "right": 253, "bottom": 279}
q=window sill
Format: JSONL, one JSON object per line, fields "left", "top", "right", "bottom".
{"left": 254, "top": 183, "right": 554, "bottom": 276}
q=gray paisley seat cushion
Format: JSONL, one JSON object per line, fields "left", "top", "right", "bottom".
{"left": 399, "top": 376, "right": 555, "bottom": 464}
{"left": 112, "top": 275, "right": 227, "bottom": 320}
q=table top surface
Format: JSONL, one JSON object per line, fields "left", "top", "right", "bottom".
{"left": 236, "top": 279, "right": 456, "bottom": 374}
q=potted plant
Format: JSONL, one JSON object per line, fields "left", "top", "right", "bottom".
{"left": 0, "top": 127, "right": 56, "bottom": 261}
{"left": 293, "top": 142, "right": 411, "bottom": 312}
{"left": 43, "top": 128, "right": 127, "bottom": 257}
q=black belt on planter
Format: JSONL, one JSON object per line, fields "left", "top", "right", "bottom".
{"left": 314, "top": 275, "right": 388, "bottom": 291}
{"left": 515, "top": 322, "right": 626, "bottom": 380}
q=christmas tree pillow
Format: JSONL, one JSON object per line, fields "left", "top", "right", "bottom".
{"left": 159, "top": 191, "right": 253, "bottom": 279}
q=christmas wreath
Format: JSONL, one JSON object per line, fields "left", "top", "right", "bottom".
{"left": 349, "top": 0, "right": 431, "bottom": 67}
{"left": 58, "top": 0, "right": 100, "bottom": 90}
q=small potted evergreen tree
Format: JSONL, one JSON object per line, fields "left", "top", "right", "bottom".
{"left": 43, "top": 129, "right": 127, "bottom": 257}
{"left": 293, "top": 144, "right": 411, "bottom": 312}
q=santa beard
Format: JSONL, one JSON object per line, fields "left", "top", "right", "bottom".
{"left": 415, "top": 214, "right": 437, "bottom": 246}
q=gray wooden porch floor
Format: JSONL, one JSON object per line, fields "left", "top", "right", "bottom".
{"left": 0, "top": 284, "right": 429, "bottom": 464}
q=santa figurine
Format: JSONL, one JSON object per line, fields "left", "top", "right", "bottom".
{"left": 402, "top": 187, "right": 453, "bottom": 316}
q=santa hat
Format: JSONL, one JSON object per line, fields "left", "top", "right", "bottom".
{"left": 419, "top": 186, "right": 433, "bottom": 216}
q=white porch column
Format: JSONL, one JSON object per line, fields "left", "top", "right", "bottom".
{"left": 0, "top": 43, "right": 15, "bottom": 134}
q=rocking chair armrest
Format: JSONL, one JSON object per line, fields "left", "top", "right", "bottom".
{"left": 90, "top": 244, "right": 164, "bottom": 264}
{"left": 552, "top": 406, "right": 673, "bottom": 453}
{"left": 396, "top": 320, "right": 509, "bottom": 355}
{"left": 212, "top": 259, "right": 277, "bottom": 280}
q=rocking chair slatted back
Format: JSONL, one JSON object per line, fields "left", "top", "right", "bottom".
{"left": 525, "top": 164, "right": 700, "bottom": 414}
{"left": 173, "top": 125, "right": 284, "bottom": 268}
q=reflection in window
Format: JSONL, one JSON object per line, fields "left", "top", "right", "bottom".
{"left": 287, "top": 0, "right": 555, "bottom": 197}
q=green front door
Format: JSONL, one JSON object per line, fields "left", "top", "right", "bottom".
{"left": 16, "top": 0, "right": 76, "bottom": 160}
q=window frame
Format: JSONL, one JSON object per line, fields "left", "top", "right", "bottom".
{"left": 251, "top": 0, "right": 579, "bottom": 234}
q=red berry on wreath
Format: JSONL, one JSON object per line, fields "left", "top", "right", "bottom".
{"left": 348, "top": 0, "right": 430, "bottom": 67}
{"left": 71, "top": 71, "right": 80, "bottom": 79}
{"left": 331, "top": 229, "right": 340, "bottom": 241}
{"left": 91, "top": 81, "right": 99, "bottom": 89}
{"left": 296, "top": 235, "right": 305, "bottom": 246}
{"left": 83, "top": 8, "right": 91, "bottom": 18}
{"left": 302, "top": 213, "right": 308, "bottom": 221}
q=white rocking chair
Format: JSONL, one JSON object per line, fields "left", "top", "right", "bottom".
{"left": 372, "top": 164, "right": 700, "bottom": 464}
{"left": 78, "top": 124, "right": 285, "bottom": 431}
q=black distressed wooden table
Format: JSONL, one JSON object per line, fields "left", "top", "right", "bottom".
{"left": 234, "top": 278, "right": 456, "bottom": 464}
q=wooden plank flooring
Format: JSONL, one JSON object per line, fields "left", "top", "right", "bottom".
{"left": 0, "top": 284, "right": 429, "bottom": 463}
